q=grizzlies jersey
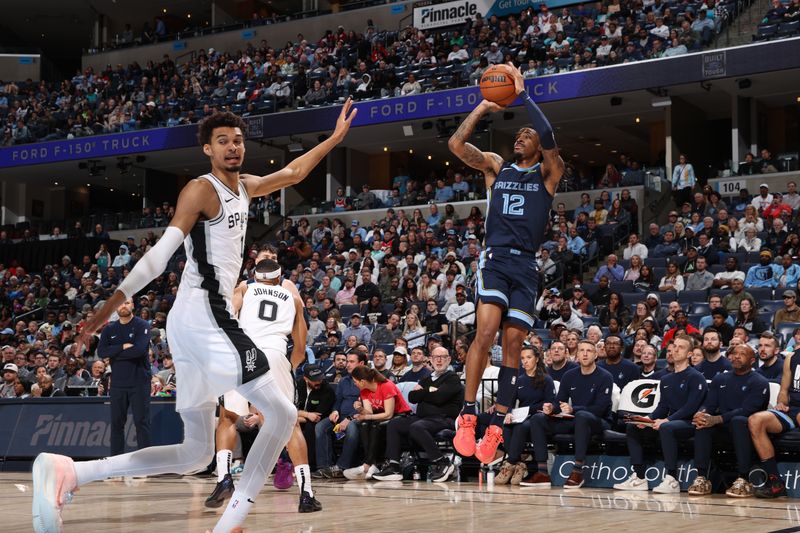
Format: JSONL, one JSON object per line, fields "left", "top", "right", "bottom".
{"left": 790, "top": 354, "right": 800, "bottom": 407}
{"left": 485, "top": 162, "right": 553, "bottom": 253}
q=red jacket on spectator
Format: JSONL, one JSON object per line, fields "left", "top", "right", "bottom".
{"left": 661, "top": 323, "right": 701, "bottom": 348}
{"left": 762, "top": 202, "right": 792, "bottom": 222}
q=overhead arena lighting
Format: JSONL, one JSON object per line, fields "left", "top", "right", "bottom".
{"left": 651, "top": 96, "right": 672, "bottom": 108}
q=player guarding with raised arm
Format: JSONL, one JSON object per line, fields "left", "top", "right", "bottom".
{"left": 448, "top": 65, "right": 563, "bottom": 464}
{"left": 31, "top": 100, "right": 356, "bottom": 533}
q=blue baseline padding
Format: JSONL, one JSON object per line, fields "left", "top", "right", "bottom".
{"left": 0, "top": 398, "right": 183, "bottom": 460}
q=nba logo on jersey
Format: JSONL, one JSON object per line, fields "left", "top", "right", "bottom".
{"left": 245, "top": 349, "right": 258, "bottom": 372}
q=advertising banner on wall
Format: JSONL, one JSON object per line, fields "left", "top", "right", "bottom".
{"left": 413, "top": 0, "right": 594, "bottom": 30}
{"left": 0, "top": 398, "right": 183, "bottom": 459}
{"left": 413, "top": 0, "right": 493, "bottom": 30}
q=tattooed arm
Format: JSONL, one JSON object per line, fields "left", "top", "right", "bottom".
{"left": 448, "top": 100, "right": 505, "bottom": 189}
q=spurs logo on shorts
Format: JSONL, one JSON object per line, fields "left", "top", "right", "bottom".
{"left": 245, "top": 349, "right": 258, "bottom": 373}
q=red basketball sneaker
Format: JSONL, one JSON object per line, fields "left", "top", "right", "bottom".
{"left": 475, "top": 425, "right": 504, "bottom": 465}
{"left": 453, "top": 414, "right": 478, "bottom": 457}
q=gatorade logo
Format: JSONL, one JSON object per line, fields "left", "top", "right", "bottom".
{"left": 631, "top": 383, "right": 659, "bottom": 409}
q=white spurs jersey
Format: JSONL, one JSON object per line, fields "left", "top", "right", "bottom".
{"left": 239, "top": 281, "right": 296, "bottom": 352}
{"left": 181, "top": 174, "right": 249, "bottom": 310}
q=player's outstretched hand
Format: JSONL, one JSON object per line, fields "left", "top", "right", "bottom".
{"left": 332, "top": 97, "right": 358, "bottom": 143}
{"left": 479, "top": 99, "right": 504, "bottom": 113}
{"left": 506, "top": 62, "right": 525, "bottom": 95}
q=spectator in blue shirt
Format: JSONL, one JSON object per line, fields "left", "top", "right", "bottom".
{"left": 593, "top": 254, "right": 624, "bottom": 282}
{"left": 392, "top": 168, "right": 409, "bottom": 194}
{"left": 691, "top": 10, "right": 716, "bottom": 45}
{"left": 434, "top": 179, "right": 454, "bottom": 203}
{"left": 426, "top": 204, "right": 442, "bottom": 228}
{"left": 567, "top": 227, "right": 586, "bottom": 256}
{"left": 574, "top": 193, "right": 593, "bottom": 217}
{"left": 744, "top": 250, "right": 777, "bottom": 288}
{"left": 452, "top": 173, "right": 470, "bottom": 196}
{"left": 773, "top": 254, "right": 800, "bottom": 290}
{"left": 350, "top": 220, "right": 367, "bottom": 241}
{"left": 314, "top": 352, "right": 367, "bottom": 478}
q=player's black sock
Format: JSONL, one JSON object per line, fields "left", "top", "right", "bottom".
{"left": 572, "top": 461, "right": 584, "bottom": 474}
{"left": 667, "top": 469, "right": 678, "bottom": 479}
{"left": 537, "top": 462, "right": 548, "bottom": 473}
{"left": 462, "top": 401, "right": 477, "bottom": 416}
{"left": 633, "top": 465, "right": 645, "bottom": 478}
{"left": 762, "top": 457, "right": 779, "bottom": 477}
{"left": 490, "top": 410, "right": 507, "bottom": 427}
{"left": 488, "top": 365, "right": 517, "bottom": 427}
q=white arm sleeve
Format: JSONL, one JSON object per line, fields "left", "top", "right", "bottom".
{"left": 117, "top": 226, "right": 186, "bottom": 299}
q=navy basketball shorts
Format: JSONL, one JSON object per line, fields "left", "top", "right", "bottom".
{"left": 475, "top": 247, "right": 539, "bottom": 330}
{"left": 769, "top": 406, "right": 800, "bottom": 433}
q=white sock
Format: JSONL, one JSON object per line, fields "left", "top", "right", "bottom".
{"left": 74, "top": 408, "right": 216, "bottom": 487}
{"left": 216, "top": 450, "right": 232, "bottom": 482}
{"left": 213, "top": 490, "right": 253, "bottom": 533}
{"left": 75, "top": 458, "right": 112, "bottom": 487}
{"left": 295, "top": 464, "right": 312, "bottom": 496}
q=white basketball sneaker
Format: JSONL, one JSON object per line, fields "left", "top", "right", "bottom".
{"left": 613, "top": 473, "right": 649, "bottom": 491}
{"left": 32, "top": 453, "right": 78, "bottom": 533}
{"left": 653, "top": 474, "right": 680, "bottom": 494}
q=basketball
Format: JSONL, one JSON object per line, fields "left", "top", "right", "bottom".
{"left": 479, "top": 64, "right": 517, "bottom": 107}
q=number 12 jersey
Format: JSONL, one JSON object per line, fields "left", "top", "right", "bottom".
{"left": 485, "top": 161, "right": 553, "bottom": 253}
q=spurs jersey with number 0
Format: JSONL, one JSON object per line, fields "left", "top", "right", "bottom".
{"left": 485, "top": 161, "right": 553, "bottom": 253}
{"left": 239, "top": 282, "right": 296, "bottom": 354}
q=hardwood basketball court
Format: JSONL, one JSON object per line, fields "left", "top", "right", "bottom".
{"left": 3, "top": 473, "right": 798, "bottom": 531}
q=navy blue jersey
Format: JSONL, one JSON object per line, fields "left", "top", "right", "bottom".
{"left": 485, "top": 162, "right": 553, "bottom": 253}
{"left": 789, "top": 355, "right": 800, "bottom": 407}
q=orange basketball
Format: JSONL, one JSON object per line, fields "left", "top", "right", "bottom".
{"left": 479, "top": 64, "right": 517, "bottom": 107}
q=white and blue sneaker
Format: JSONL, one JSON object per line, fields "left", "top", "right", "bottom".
{"left": 32, "top": 453, "right": 77, "bottom": 533}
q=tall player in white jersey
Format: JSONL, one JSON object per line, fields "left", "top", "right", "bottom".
{"left": 30, "top": 101, "right": 356, "bottom": 533}
{"left": 208, "top": 245, "right": 321, "bottom": 513}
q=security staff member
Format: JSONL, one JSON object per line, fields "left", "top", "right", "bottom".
{"left": 688, "top": 344, "right": 769, "bottom": 497}
{"left": 98, "top": 297, "right": 151, "bottom": 455}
